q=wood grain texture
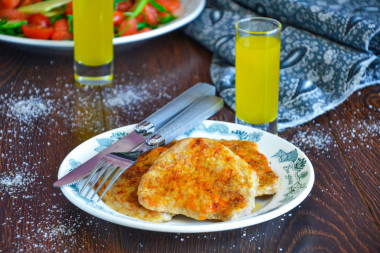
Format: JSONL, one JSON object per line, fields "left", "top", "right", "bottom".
{"left": 328, "top": 86, "right": 380, "bottom": 226}
{"left": 280, "top": 99, "right": 380, "bottom": 253}
{"left": 0, "top": 43, "right": 122, "bottom": 253}
{"left": 0, "top": 31, "right": 379, "bottom": 252}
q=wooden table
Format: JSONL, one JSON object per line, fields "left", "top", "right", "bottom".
{"left": 0, "top": 31, "right": 379, "bottom": 252}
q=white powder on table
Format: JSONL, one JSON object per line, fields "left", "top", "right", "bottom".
{"left": 289, "top": 124, "right": 335, "bottom": 153}
{"left": 0, "top": 173, "right": 24, "bottom": 187}
{"left": 0, "top": 77, "right": 174, "bottom": 251}
{"left": 0, "top": 171, "right": 39, "bottom": 195}
{"left": 7, "top": 97, "right": 53, "bottom": 124}
{"left": 102, "top": 83, "right": 172, "bottom": 108}
{"left": 103, "top": 87, "right": 149, "bottom": 107}
{"left": 100, "top": 83, "right": 172, "bottom": 128}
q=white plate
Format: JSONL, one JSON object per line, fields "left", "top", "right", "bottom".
{"left": 0, "top": 0, "right": 205, "bottom": 49}
{"left": 58, "top": 120, "right": 314, "bottom": 233}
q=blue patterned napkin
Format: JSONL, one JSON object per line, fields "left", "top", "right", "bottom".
{"left": 183, "top": 0, "right": 379, "bottom": 131}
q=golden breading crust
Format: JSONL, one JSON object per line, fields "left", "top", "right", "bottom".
{"left": 219, "top": 140, "right": 281, "bottom": 196}
{"left": 137, "top": 138, "right": 259, "bottom": 221}
{"left": 98, "top": 147, "right": 173, "bottom": 223}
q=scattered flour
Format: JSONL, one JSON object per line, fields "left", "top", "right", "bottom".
{"left": 0, "top": 173, "right": 24, "bottom": 187}
{"left": 289, "top": 113, "right": 379, "bottom": 155}
{"left": 289, "top": 125, "right": 335, "bottom": 153}
{"left": 102, "top": 86, "right": 150, "bottom": 107}
{"left": 0, "top": 171, "right": 38, "bottom": 195}
{"left": 7, "top": 97, "right": 53, "bottom": 124}
{"left": 338, "top": 119, "right": 379, "bottom": 146}
{"left": 171, "top": 216, "right": 291, "bottom": 251}
{"left": 102, "top": 83, "right": 172, "bottom": 109}
{"left": 0, "top": 77, "right": 173, "bottom": 251}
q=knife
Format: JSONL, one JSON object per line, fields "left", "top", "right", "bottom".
{"left": 96, "top": 95, "right": 224, "bottom": 200}
{"left": 54, "top": 83, "right": 216, "bottom": 187}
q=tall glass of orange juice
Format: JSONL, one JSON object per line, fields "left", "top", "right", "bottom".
{"left": 73, "top": 0, "right": 114, "bottom": 86}
{"left": 235, "top": 17, "right": 281, "bottom": 134}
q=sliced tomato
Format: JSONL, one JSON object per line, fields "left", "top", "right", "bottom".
{"left": 142, "top": 3, "right": 158, "bottom": 25}
{"left": 155, "top": 0, "right": 180, "bottom": 13}
{"left": 52, "top": 18, "right": 72, "bottom": 40}
{"left": 0, "top": 8, "right": 28, "bottom": 20}
{"left": 19, "top": 0, "right": 41, "bottom": 7}
{"left": 53, "top": 18, "right": 69, "bottom": 31}
{"left": 65, "top": 2, "right": 72, "bottom": 15}
{"left": 116, "top": 1, "right": 133, "bottom": 12}
{"left": 158, "top": 11, "right": 169, "bottom": 18}
{"left": 51, "top": 30, "right": 72, "bottom": 40}
{"left": 113, "top": 11, "right": 124, "bottom": 26}
{"left": 117, "top": 18, "right": 137, "bottom": 36}
{"left": 27, "top": 13, "right": 50, "bottom": 27}
{"left": 21, "top": 24, "right": 53, "bottom": 39}
{"left": 135, "top": 4, "right": 158, "bottom": 25}
{"left": 137, "top": 27, "right": 151, "bottom": 34}
{"left": 1, "top": 0, "right": 20, "bottom": 9}
{"left": 136, "top": 13, "right": 144, "bottom": 23}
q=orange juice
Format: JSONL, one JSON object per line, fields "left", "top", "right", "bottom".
{"left": 235, "top": 36, "right": 281, "bottom": 124}
{"left": 73, "top": 0, "right": 113, "bottom": 66}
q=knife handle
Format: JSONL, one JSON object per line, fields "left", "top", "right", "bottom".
{"left": 147, "top": 96, "right": 223, "bottom": 146}
{"left": 135, "top": 82, "right": 216, "bottom": 133}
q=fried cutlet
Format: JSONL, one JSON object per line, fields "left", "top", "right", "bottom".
{"left": 137, "top": 138, "right": 259, "bottom": 221}
{"left": 98, "top": 147, "right": 173, "bottom": 222}
{"left": 219, "top": 140, "right": 280, "bottom": 196}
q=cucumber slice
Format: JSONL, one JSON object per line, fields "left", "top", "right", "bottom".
{"left": 18, "top": 0, "right": 71, "bottom": 14}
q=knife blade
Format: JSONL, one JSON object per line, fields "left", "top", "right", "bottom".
{"left": 97, "top": 95, "right": 224, "bottom": 200}
{"left": 53, "top": 83, "right": 216, "bottom": 187}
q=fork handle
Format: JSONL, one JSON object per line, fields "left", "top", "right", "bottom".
{"left": 135, "top": 82, "right": 215, "bottom": 133}
{"left": 147, "top": 96, "right": 224, "bottom": 146}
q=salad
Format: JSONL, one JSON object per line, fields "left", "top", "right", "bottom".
{"left": 0, "top": 0, "right": 181, "bottom": 40}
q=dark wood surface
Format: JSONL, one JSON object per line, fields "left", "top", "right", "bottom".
{"left": 0, "top": 31, "right": 379, "bottom": 252}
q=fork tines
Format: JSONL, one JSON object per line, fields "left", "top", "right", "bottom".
{"left": 78, "top": 152, "right": 139, "bottom": 201}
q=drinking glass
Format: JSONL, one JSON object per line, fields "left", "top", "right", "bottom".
{"left": 73, "top": 0, "right": 114, "bottom": 86}
{"left": 235, "top": 17, "right": 281, "bottom": 135}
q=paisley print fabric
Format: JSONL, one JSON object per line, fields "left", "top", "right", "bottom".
{"left": 183, "top": 0, "right": 379, "bottom": 131}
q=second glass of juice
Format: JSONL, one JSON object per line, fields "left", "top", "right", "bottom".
{"left": 235, "top": 17, "right": 281, "bottom": 134}
{"left": 73, "top": 0, "right": 114, "bottom": 86}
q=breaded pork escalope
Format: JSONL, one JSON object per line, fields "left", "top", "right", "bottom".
{"left": 219, "top": 140, "right": 281, "bottom": 196}
{"left": 98, "top": 147, "right": 173, "bottom": 223}
{"left": 137, "top": 138, "right": 259, "bottom": 221}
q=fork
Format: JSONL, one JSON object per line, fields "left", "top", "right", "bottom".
{"left": 78, "top": 95, "right": 224, "bottom": 201}
{"left": 54, "top": 82, "right": 216, "bottom": 188}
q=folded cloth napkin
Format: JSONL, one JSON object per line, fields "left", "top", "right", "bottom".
{"left": 183, "top": 0, "right": 380, "bottom": 131}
